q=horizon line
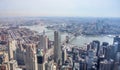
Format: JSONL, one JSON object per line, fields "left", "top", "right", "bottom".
{"left": 0, "top": 16, "right": 120, "bottom": 19}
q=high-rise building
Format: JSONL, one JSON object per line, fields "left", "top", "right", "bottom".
{"left": 62, "top": 48, "right": 67, "bottom": 64}
{"left": 113, "top": 36, "right": 120, "bottom": 43}
{"left": 45, "top": 61, "right": 56, "bottom": 70}
{"left": 113, "top": 36, "right": 120, "bottom": 52}
{"left": 99, "top": 59, "right": 114, "bottom": 70}
{"left": 113, "top": 42, "right": 118, "bottom": 54}
{"left": 38, "top": 62, "right": 45, "bottom": 70}
{"left": 16, "top": 42, "right": 25, "bottom": 65}
{"left": 116, "top": 52, "right": 120, "bottom": 63}
{"left": 101, "top": 42, "right": 109, "bottom": 59}
{"left": 25, "top": 44, "right": 38, "bottom": 70}
{"left": 39, "top": 35, "right": 48, "bottom": 52}
{"left": 92, "top": 40, "right": 100, "bottom": 56}
{"left": 86, "top": 49, "right": 96, "bottom": 70}
{"left": 54, "top": 31, "right": 62, "bottom": 65}
{"left": 9, "top": 60, "right": 18, "bottom": 70}
{"left": 79, "top": 59, "right": 87, "bottom": 70}
{"left": 8, "top": 40, "right": 15, "bottom": 60}
{"left": 37, "top": 49, "right": 45, "bottom": 70}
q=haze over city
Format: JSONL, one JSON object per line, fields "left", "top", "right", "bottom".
{"left": 0, "top": 0, "right": 120, "bottom": 17}
{"left": 0, "top": 0, "right": 120, "bottom": 70}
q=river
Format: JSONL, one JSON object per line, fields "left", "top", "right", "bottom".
{"left": 21, "top": 24, "right": 114, "bottom": 47}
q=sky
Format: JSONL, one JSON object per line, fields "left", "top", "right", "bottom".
{"left": 0, "top": 0, "right": 120, "bottom": 17}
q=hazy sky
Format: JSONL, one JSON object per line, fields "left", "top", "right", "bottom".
{"left": 0, "top": 0, "right": 120, "bottom": 17}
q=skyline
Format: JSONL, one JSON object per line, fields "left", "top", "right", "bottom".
{"left": 0, "top": 0, "right": 120, "bottom": 17}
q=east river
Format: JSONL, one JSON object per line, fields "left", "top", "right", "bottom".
{"left": 22, "top": 24, "right": 114, "bottom": 47}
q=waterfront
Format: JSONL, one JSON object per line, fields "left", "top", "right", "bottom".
{"left": 22, "top": 24, "right": 114, "bottom": 47}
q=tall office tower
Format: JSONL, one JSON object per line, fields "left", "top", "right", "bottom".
{"left": 99, "top": 59, "right": 114, "bottom": 70}
{"left": 113, "top": 36, "right": 120, "bottom": 52}
{"left": 62, "top": 48, "right": 67, "bottom": 64}
{"left": 54, "top": 31, "right": 62, "bottom": 65}
{"left": 113, "top": 36, "right": 120, "bottom": 43}
{"left": 9, "top": 60, "right": 18, "bottom": 70}
{"left": 117, "top": 43, "right": 120, "bottom": 52}
{"left": 79, "top": 59, "right": 87, "bottom": 70}
{"left": 92, "top": 40, "right": 100, "bottom": 56}
{"left": 8, "top": 40, "right": 17, "bottom": 60}
{"left": 105, "top": 46, "right": 113, "bottom": 59}
{"left": 45, "top": 62, "right": 57, "bottom": 70}
{"left": 73, "top": 62, "right": 79, "bottom": 70}
{"left": 113, "top": 42, "right": 118, "bottom": 54}
{"left": 16, "top": 42, "right": 25, "bottom": 65}
{"left": 86, "top": 49, "right": 96, "bottom": 69}
{"left": 102, "top": 42, "right": 109, "bottom": 46}
{"left": 101, "top": 42, "right": 109, "bottom": 59}
{"left": 65, "top": 36, "right": 69, "bottom": 43}
{"left": 37, "top": 49, "right": 45, "bottom": 70}
{"left": 25, "top": 44, "right": 38, "bottom": 70}
{"left": 45, "top": 62, "right": 51, "bottom": 70}
{"left": 87, "top": 44, "right": 91, "bottom": 51}
{"left": 39, "top": 35, "right": 48, "bottom": 51}
{"left": 38, "top": 62, "right": 45, "bottom": 70}
{"left": 116, "top": 52, "right": 120, "bottom": 63}
{"left": 0, "top": 56, "right": 3, "bottom": 64}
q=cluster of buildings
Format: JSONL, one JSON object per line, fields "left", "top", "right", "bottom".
{"left": 0, "top": 27, "right": 69, "bottom": 70}
{"left": 0, "top": 26, "right": 120, "bottom": 70}
{"left": 66, "top": 36, "right": 120, "bottom": 70}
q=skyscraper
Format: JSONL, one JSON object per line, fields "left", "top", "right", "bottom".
{"left": 8, "top": 40, "right": 15, "bottom": 60}
{"left": 79, "top": 59, "right": 87, "bottom": 70}
{"left": 99, "top": 59, "right": 114, "bottom": 70}
{"left": 92, "top": 40, "right": 100, "bottom": 56}
{"left": 62, "top": 48, "right": 67, "bottom": 64}
{"left": 25, "top": 44, "right": 38, "bottom": 70}
{"left": 54, "top": 31, "right": 62, "bottom": 65}
{"left": 113, "top": 36, "right": 120, "bottom": 52}
{"left": 37, "top": 49, "right": 45, "bottom": 70}
{"left": 39, "top": 35, "right": 48, "bottom": 51}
